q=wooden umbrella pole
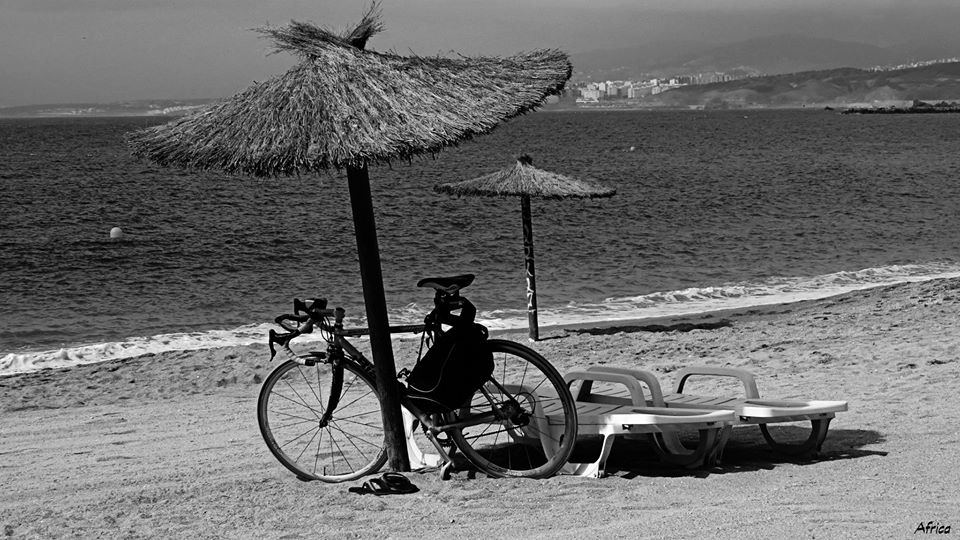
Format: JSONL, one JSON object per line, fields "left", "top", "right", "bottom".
{"left": 521, "top": 195, "right": 540, "bottom": 341}
{"left": 346, "top": 163, "right": 410, "bottom": 472}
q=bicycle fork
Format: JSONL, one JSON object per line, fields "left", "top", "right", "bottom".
{"left": 274, "top": 342, "right": 346, "bottom": 432}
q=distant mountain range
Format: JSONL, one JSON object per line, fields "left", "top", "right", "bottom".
{"left": 571, "top": 34, "right": 960, "bottom": 81}
{"left": 3, "top": 33, "right": 959, "bottom": 116}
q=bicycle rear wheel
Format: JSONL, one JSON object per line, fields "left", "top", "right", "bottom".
{"left": 446, "top": 339, "right": 578, "bottom": 478}
{"left": 257, "top": 356, "right": 387, "bottom": 482}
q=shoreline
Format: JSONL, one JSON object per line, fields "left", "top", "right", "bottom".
{"left": 8, "top": 262, "right": 960, "bottom": 377}
{"left": 0, "top": 296, "right": 912, "bottom": 378}
{"left": 3, "top": 275, "right": 957, "bottom": 409}
{"left": 2, "top": 277, "right": 959, "bottom": 536}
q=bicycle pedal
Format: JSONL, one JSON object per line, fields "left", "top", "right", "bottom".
{"left": 437, "top": 455, "right": 476, "bottom": 481}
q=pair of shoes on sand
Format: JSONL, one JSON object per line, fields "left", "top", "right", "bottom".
{"left": 348, "top": 472, "right": 419, "bottom": 496}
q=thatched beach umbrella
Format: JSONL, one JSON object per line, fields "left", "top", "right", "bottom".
{"left": 435, "top": 155, "right": 615, "bottom": 340}
{"left": 126, "top": 5, "right": 571, "bottom": 471}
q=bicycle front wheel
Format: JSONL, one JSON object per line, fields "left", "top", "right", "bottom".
{"left": 257, "top": 357, "right": 387, "bottom": 482}
{"left": 447, "top": 339, "right": 578, "bottom": 478}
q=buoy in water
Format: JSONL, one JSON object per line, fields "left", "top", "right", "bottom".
{"left": 629, "top": 146, "right": 635, "bottom": 152}
{"left": 110, "top": 227, "right": 123, "bottom": 239}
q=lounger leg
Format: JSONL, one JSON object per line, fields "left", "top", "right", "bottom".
{"left": 704, "top": 425, "right": 731, "bottom": 466}
{"left": 653, "top": 431, "right": 688, "bottom": 455}
{"left": 758, "top": 418, "right": 833, "bottom": 457}
{"left": 650, "top": 428, "right": 719, "bottom": 469}
{"left": 563, "top": 432, "right": 617, "bottom": 478}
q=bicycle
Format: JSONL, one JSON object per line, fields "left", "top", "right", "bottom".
{"left": 256, "top": 274, "right": 578, "bottom": 482}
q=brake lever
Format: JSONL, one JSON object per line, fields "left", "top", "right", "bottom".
{"left": 268, "top": 328, "right": 299, "bottom": 359}
{"left": 275, "top": 314, "right": 304, "bottom": 332}
{"left": 268, "top": 329, "right": 279, "bottom": 359}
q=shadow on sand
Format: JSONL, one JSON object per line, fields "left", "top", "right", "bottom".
{"left": 565, "top": 320, "right": 733, "bottom": 336}
{"left": 570, "top": 425, "right": 887, "bottom": 480}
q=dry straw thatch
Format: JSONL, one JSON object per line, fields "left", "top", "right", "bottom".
{"left": 434, "top": 155, "right": 616, "bottom": 200}
{"left": 126, "top": 6, "right": 571, "bottom": 176}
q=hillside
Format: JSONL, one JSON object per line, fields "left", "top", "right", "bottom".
{"left": 5, "top": 62, "right": 960, "bottom": 116}
{"left": 645, "top": 61, "right": 960, "bottom": 109}
{"left": 571, "top": 34, "right": 959, "bottom": 82}
{"left": 671, "top": 35, "right": 896, "bottom": 76}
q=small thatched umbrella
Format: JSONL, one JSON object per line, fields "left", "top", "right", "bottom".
{"left": 126, "top": 5, "right": 571, "bottom": 471}
{"left": 435, "top": 155, "right": 615, "bottom": 340}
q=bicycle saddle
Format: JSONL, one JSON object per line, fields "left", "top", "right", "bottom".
{"left": 416, "top": 274, "right": 475, "bottom": 294}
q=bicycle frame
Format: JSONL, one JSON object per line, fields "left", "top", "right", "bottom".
{"left": 340, "top": 337, "right": 527, "bottom": 471}
{"left": 270, "top": 298, "right": 524, "bottom": 477}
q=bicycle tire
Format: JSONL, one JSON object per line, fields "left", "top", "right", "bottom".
{"left": 257, "top": 356, "right": 387, "bottom": 482}
{"left": 446, "top": 339, "right": 578, "bottom": 478}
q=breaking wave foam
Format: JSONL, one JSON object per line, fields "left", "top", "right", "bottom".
{"left": 3, "top": 263, "right": 960, "bottom": 376}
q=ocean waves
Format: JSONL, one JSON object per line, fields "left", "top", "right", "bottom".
{"left": 486, "top": 262, "right": 960, "bottom": 328}
{"left": 4, "top": 262, "right": 959, "bottom": 376}
{"left": 6, "top": 111, "right": 960, "bottom": 376}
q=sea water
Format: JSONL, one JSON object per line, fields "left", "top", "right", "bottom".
{"left": 2, "top": 109, "right": 960, "bottom": 374}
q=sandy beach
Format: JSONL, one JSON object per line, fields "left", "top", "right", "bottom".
{"left": 2, "top": 277, "right": 958, "bottom": 539}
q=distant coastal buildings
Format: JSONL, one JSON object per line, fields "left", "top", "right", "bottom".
{"left": 567, "top": 57, "right": 960, "bottom": 107}
{"left": 573, "top": 72, "right": 746, "bottom": 104}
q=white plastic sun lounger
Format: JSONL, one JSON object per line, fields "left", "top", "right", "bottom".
{"left": 585, "top": 365, "right": 849, "bottom": 457}
{"left": 552, "top": 371, "right": 734, "bottom": 477}
{"left": 403, "top": 374, "right": 735, "bottom": 478}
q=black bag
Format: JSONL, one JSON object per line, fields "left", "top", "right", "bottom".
{"left": 404, "top": 323, "right": 494, "bottom": 413}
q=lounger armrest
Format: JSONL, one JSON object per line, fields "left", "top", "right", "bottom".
{"left": 583, "top": 366, "right": 666, "bottom": 407}
{"left": 564, "top": 370, "right": 649, "bottom": 406}
{"left": 673, "top": 366, "right": 760, "bottom": 398}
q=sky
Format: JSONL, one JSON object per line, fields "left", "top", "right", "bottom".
{"left": 2, "top": 0, "right": 959, "bottom": 107}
